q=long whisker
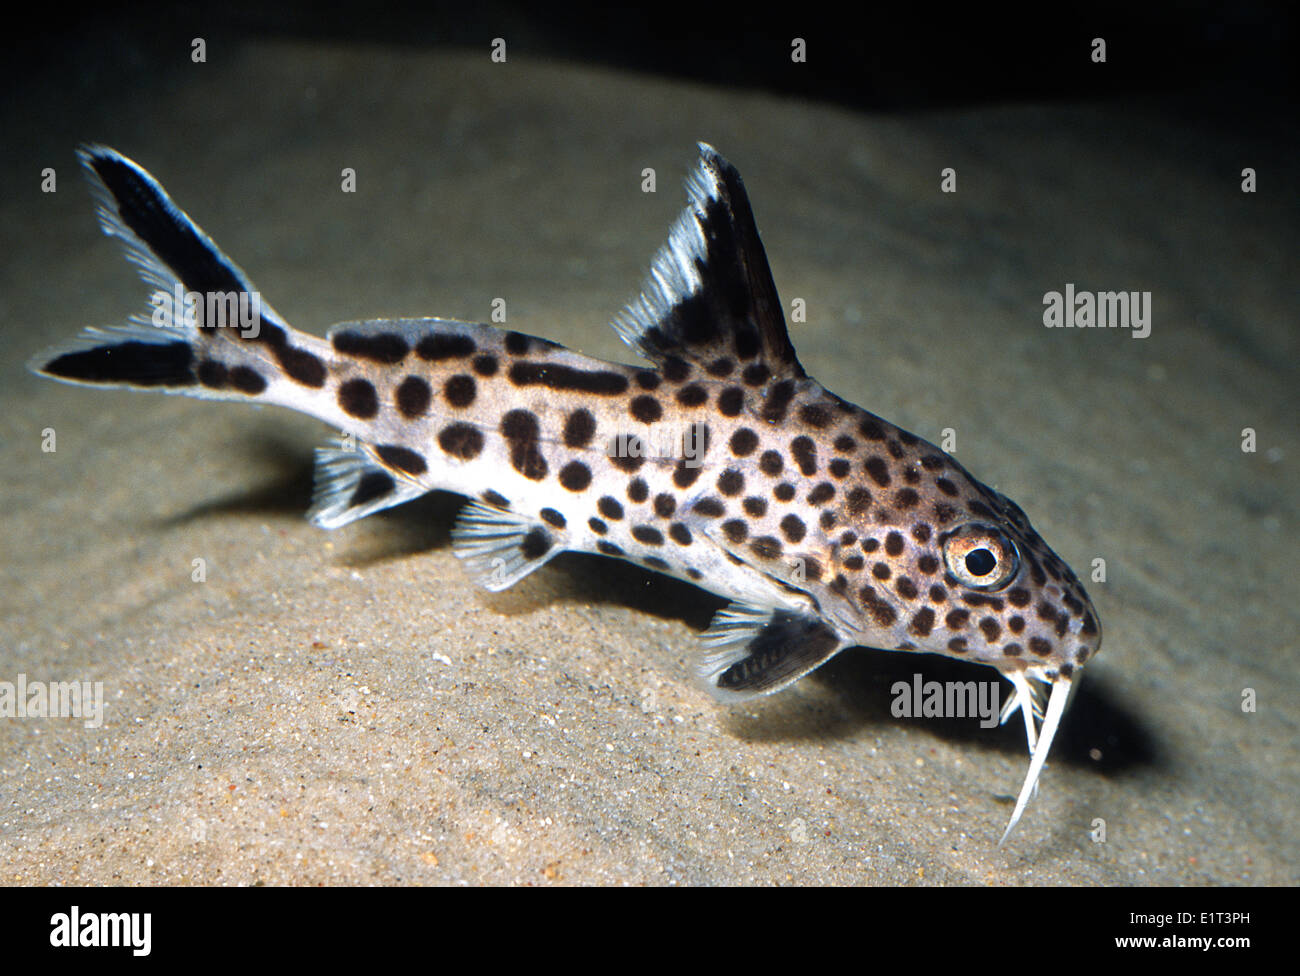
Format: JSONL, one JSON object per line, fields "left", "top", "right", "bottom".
{"left": 999, "top": 676, "right": 1071, "bottom": 846}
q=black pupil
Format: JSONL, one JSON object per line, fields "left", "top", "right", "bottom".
{"left": 966, "top": 548, "right": 997, "bottom": 576}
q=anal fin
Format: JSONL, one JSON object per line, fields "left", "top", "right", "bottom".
{"left": 309, "top": 438, "right": 428, "bottom": 529}
{"left": 698, "top": 604, "right": 843, "bottom": 701}
{"left": 451, "top": 501, "right": 563, "bottom": 592}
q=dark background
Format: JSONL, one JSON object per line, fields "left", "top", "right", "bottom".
{"left": 4, "top": 2, "right": 1295, "bottom": 139}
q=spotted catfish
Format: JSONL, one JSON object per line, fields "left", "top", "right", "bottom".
{"left": 33, "top": 144, "right": 1101, "bottom": 842}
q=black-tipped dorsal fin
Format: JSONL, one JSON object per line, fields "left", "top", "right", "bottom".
{"left": 612, "top": 144, "right": 804, "bottom": 380}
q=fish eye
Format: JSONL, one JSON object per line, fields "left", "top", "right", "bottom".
{"left": 943, "top": 523, "right": 1019, "bottom": 590}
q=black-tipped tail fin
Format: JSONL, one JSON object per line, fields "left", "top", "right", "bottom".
{"left": 30, "top": 145, "right": 312, "bottom": 405}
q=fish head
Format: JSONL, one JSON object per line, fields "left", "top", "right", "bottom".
{"left": 818, "top": 411, "right": 1101, "bottom": 682}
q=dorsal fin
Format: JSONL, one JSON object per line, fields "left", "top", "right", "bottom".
{"left": 612, "top": 144, "right": 804, "bottom": 380}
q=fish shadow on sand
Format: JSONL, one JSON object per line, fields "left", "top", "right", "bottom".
{"left": 731, "top": 650, "right": 1161, "bottom": 780}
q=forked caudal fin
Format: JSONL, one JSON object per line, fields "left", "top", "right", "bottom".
{"left": 29, "top": 145, "right": 327, "bottom": 409}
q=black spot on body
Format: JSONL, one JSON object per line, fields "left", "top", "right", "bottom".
{"left": 779, "top": 514, "right": 806, "bottom": 543}
{"left": 799, "top": 404, "right": 832, "bottom": 429}
{"left": 588, "top": 517, "right": 607, "bottom": 535}
{"left": 717, "top": 469, "right": 745, "bottom": 496}
{"left": 632, "top": 526, "right": 664, "bottom": 546}
{"left": 865, "top": 456, "right": 891, "bottom": 487}
{"left": 677, "top": 384, "right": 708, "bottom": 407}
{"left": 443, "top": 374, "right": 477, "bottom": 408}
{"left": 654, "top": 493, "right": 677, "bottom": 518}
{"left": 417, "top": 333, "right": 476, "bottom": 361}
{"left": 559, "top": 461, "right": 592, "bottom": 492}
{"left": 197, "top": 360, "right": 227, "bottom": 389}
{"left": 742, "top": 363, "right": 770, "bottom": 386}
{"left": 790, "top": 436, "right": 817, "bottom": 476}
{"left": 630, "top": 395, "right": 662, "bottom": 423}
{"left": 896, "top": 577, "right": 918, "bottom": 599}
{"left": 857, "top": 585, "right": 897, "bottom": 626}
{"left": 635, "top": 370, "right": 661, "bottom": 390}
{"left": 598, "top": 496, "right": 624, "bottom": 520}
{"left": 910, "top": 607, "right": 935, "bottom": 637}
{"left": 230, "top": 366, "right": 267, "bottom": 394}
{"left": 511, "top": 362, "right": 630, "bottom": 395}
{"left": 520, "top": 528, "right": 553, "bottom": 561}
{"left": 504, "top": 331, "right": 531, "bottom": 355}
{"left": 501, "top": 409, "right": 547, "bottom": 480}
{"left": 563, "top": 409, "right": 596, "bottom": 449}
{"left": 673, "top": 460, "right": 702, "bottom": 489}
{"left": 608, "top": 435, "right": 646, "bottom": 473}
{"left": 759, "top": 451, "right": 784, "bottom": 476}
{"left": 706, "top": 357, "right": 735, "bottom": 377}
{"left": 376, "top": 444, "right": 427, "bottom": 475}
{"left": 730, "top": 430, "right": 758, "bottom": 459}
{"left": 750, "top": 536, "right": 783, "bottom": 559}
{"left": 333, "top": 330, "right": 408, "bottom": 364}
{"left": 717, "top": 387, "right": 744, "bottom": 416}
{"left": 472, "top": 354, "right": 498, "bottom": 376}
{"left": 722, "top": 519, "right": 748, "bottom": 543}
{"left": 275, "top": 342, "right": 327, "bottom": 388}
{"left": 693, "top": 498, "right": 725, "bottom": 518}
{"left": 438, "top": 422, "right": 484, "bottom": 460}
{"left": 338, "top": 378, "right": 379, "bottom": 419}
{"left": 662, "top": 357, "right": 691, "bottom": 382}
{"left": 396, "top": 375, "right": 432, "bottom": 417}
{"left": 540, "top": 508, "right": 566, "bottom": 529}
{"left": 596, "top": 540, "right": 623, "bottom": 557}
{"left": 761, "top": 380, "right": 796, "bottom": 423}
{"left": 773, "top": 482, "right": 795, "bottom": 502}
{"left": 627, "top": 478, "right": 649, "bottom": 503}
{"left": 807, "top": 482, "right": 835, "bottom": 505}
{"left": 743, "top": 497, "right": 767, "bottom": 517}
{"left": 858, "top": 417, "right": 887, "bottom": 441}
{"left": 669, "top": 523, "right": 692, "bottom": 545}
{"left": 845, "top": 487, "right": 872, "bottom": 515}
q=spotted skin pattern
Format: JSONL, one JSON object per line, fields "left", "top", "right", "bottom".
{"left": 33, "top": 144, "right": 1101, "bottom": 843}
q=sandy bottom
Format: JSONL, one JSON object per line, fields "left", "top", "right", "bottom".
{"left": 1, "top": 40, "right": 1294, "bottom": 884}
